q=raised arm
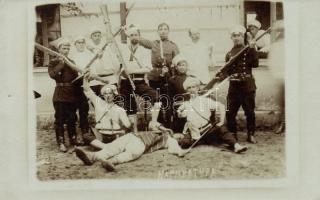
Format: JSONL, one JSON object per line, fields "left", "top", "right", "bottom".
{"left": 83, "top": 73, "right": 100, "bottom": 107}
{"left": 139, "top": 37, "right": 154, "bottom": 50}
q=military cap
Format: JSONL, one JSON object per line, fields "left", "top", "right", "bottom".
{"left": 100, "top": 84, "right": 118, "bottom": 95}
{"left": 125, "top": 25, "right": 139, "bottom": 36}
{"left": 74, "top": 35, "right": 86, "bottom": 44}
{"left": 230, "top": 25, "right": 246, "bottom": 35}
{"left": 172, "top": 54, "right": 188, "bottom": 66}
{"left": 247, "top": 19, "right": 261, "bottom": 29}
{"left": 183, "top": 77, "right": 201, "bottom": 90}
{"left": 50, "top": 37, "right": 71, "bottom": 49}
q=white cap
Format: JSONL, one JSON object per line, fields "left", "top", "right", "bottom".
{"left": 247, "top": 19, "right": 261, "bottom": 29}
{"left": 126, "top": 25, "right": 139, "bottom": 36}
{"left": 188, "top": 27, "right": 200, "bottom": 34}
{"left": 74, "top": 35, "right": 86, "bottom": 44}
{"left": 50, "top": 37, "right": 71, "bottom": 49}
{"left": 172, "top": 54, "right": 188, "bottom": 66}
{"left": 230, "top": 25, "right": 246, "bottom": 35}
{"left": 183, "top": 77, "right": 201, "bottom": 90}
{"left": 90, "top": 27, "right": 102, "bottom": 36}
{"left": 100, "top": 84, "right": 118, "bottom": 95}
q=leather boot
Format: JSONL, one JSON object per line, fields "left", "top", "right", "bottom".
{"left": 247, "top": 132, "right": 257, "bottom": 144}
{"left": 75, "top": 147, "right": 96, "bottom": 165}
{"left": 55, "top": 127, "right": 67, "bottom": 153}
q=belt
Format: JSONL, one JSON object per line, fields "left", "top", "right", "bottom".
{"left": 56, "top": 83, "right": 73, "bottom": 86}
{"left": 121, "top": 74, "right": 145, "bottom": 81}
{"left": 98, "top": 129, "right": 126, "bottom": 135}
{"left": 229, "top": 73, "right": 253, "bottom": 81}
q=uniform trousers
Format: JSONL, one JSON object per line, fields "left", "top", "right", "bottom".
{"left": 53, "top": 101, "right": 77, "bottom": 145}
{"left": 226, "top": 90, "right": 256, "bottom": 134}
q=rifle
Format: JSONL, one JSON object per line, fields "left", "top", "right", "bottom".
{"left": 71, "top": 3, "right": 135, "bottom": 83}
{"left": 35, "top": 43, "right": 109, "bottom": 84}
{"left": 203, "top": 27, "right": 271, "bottom": 91}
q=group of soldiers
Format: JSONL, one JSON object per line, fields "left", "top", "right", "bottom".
{"left": 47, "top": 19, "right": 271, "bottom": 171}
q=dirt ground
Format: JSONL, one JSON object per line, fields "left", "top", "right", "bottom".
{"left": 36, "top": 130, "right": 285, "bottom": 181}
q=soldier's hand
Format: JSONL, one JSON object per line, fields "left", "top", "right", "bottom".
{"left": 248, "top": 40, "right": 256, "bottom": 49}
{"left": 97, "top": 50, "right": 103, "bottom": 59}
{"left": 216, "top": 121, "right": 224, "bottom": 127}
{"left": 83, "top": 73, "right": 90, "bottom": 91}
{"left": 57, "top": 57, "right": 65, "bottom": 64}
{"left": 162, "top": 66, "right": 169, "bottom": 74}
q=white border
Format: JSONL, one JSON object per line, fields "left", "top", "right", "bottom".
{"left": 27, "top": 0, "right": 300, "bottom": 190}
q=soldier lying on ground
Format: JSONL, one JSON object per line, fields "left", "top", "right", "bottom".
{"left": 175, "top": 77, "right": 248, "bottom": 153}
{"left": 75, "top": 121, "right": 186, "bottom": 172}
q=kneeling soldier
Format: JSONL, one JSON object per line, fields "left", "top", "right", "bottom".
{"left": 176, "top": 77, "right": 248, "bottom": 153}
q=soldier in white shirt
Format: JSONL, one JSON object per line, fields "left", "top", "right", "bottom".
{"left": 86, "top": 27, "right": 120, "bottom": 94}
{"left": 69, "top": 36, "right": 94, "bottom": 139}
{"left": 82, "top": 73, "right": 132, "bottom": 149}
{"left": 119, "top": 25, "right": 162, "bottom": 125}
{"left": 176, "top": 77, "right": 248, "bottom": 153}
{"left": 247, "top": 19, "right": 271, "bottom": 58}
{"left": 180, "top": 28, "right": 216, "bottom": 84}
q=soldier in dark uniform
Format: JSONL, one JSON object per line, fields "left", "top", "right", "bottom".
{"left": 138, "top": 23, "right": 179, "bottom": 127}
{"left": 48, "top": 38, "right": 81, "bottom": 152}
{"left": 168, "top": 55, "right": 192, "bottom": 133}
{"left": 223, "top": 25, "right": 259, "bottom": 143}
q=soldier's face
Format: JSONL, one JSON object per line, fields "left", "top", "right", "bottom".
{"left": 189, "top": 31, "right": 200, "bottom": 43}
{"left": 102, "top": 90, "right": 114, "bottom": 103}
{"left": 59, "top": 45, "right": 70, "bottom": 56}
{"left": 177, "top": 61, "right": 188, "bottom": 74}
{"left": 231, "top": 33, "right": 244, "bottom": 46}
{"left": 158, "top": 25, "right": 169, "bottom": 40}
{"left": 75, "top": 40, "right": 86, "bottom": 52}
{"left": 129, "top": 32, "right": 140, "bottom": 45}
{"left": 91, "top": 32, "right": 102, "bottom": 43}
{"left": 187, "top": 85, "right": 200, "bottom": 94}
{"left": 248, "top": 25, "right": 259, "bottom": 37}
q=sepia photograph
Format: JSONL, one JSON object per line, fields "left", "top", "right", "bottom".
{"left": 31, "top": 0, "right": 286, "bottom": 183}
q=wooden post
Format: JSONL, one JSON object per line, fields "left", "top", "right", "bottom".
{"left": 41, "top": 13, "right": 49, "bottom": 66}
{"left": 120, "top": 2, "right": 127, "bottom": 43}
{"left": 270, "top": 2, "right": 277, "bottom": 42}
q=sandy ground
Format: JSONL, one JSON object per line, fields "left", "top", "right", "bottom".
{"left": 36, "top": 130, "right": 285, "bottom": 181}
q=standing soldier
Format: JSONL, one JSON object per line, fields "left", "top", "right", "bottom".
{"left": 119, "top": 25, "right": 162, "bottom": 128}
{"left": 224, "top": 25, "right": 259, "bottom": 144}
{"left": 246, "top": 19, "right": 271, "bottom": 58}
{"left": 48, "top": 38, "right": 80, "bottom": 152}
{"left": 181, "top": 28, "right": 216, "bottom": 84}
{"left": 138, "top": 23, "right": 179, "bottom": 127}
{"left": 86, "top": 27, "right": 119, "bottom": 95}
{"left": 69, "top": 36, "right": 93, "bottom": 141}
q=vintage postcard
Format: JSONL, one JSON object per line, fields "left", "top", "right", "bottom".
{"left": 26, "top": 0, "right": 299, "bottom": 191}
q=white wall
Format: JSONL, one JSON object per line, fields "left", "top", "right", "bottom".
{"left": 59, "top": 1, "right": 242, "bottom": 61}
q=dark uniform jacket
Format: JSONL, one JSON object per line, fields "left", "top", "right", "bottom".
{"left": 48, "top": 57, "right": 80, "bottom": 102}
{"left": 225, "top": 45, "right": 259, "bottom": 93}
{"left": 139, "top": 38, "right": 179, "bottom": 81}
